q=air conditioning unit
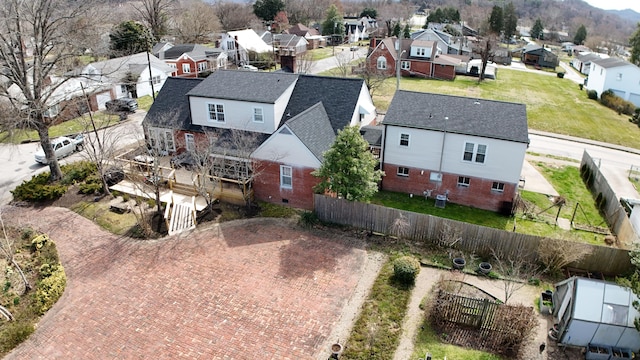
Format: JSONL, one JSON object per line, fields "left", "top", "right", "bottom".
{"left": 430, "top": 172, "right": 442, "bottom": 182}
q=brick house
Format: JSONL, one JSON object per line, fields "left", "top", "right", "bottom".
{"left": 367, "top": 37, "right": 463, "bottom": 80}
{"left": 153, "top": 43, "right": 227, "bottom": 78}
{"left": 381, "top": 90, "right": 529, "bottom": 213}
{"left": 143, "top": 70, "right": 377, "bottom": 210}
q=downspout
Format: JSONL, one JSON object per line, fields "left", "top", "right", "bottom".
{"left": 381, "top": 123, "right": 387, "bottom": 174}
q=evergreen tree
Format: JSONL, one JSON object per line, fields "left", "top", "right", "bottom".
{"left": 393, "top": 22, "right": 401, "bottom": 37}
{"left": 312, "top": 126, "right": 384, "bottom": 202}
{"left": 488, "top": 5, "right": 503, "bottom": 34}
{"left": 321, "top": 4, "right": 344, "bottom": 36}
{"left": 503, "top": 2, "right": 518, "bottom": 42}
{"left": 531, "top": 18, "right": 544, "bottom": 40}
{"left": 253, "top": 0, "right": 285, "bottom": 23}
{"left": 403, "top": 24, "right": 411, "bottom": 39}
{"left": 630, "top": 23, "right": 640, "bottom": 66}
{"left": 574, "top": 24, "right": 587, "bottom": 45}
{"left": 360, "top": 7, "right": 377, "bottom": 19}
{"left": 109, "top": 21, "right": 154, "bottom": 57}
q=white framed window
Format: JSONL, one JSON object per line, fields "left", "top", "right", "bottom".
{"left": 226, "top": 40, "right": 235, "bottom": 50}
{"left": 280, "top": 165, "right": 292, "bottom": 189}
{"left": 457, "top": 176, "right": 470, "bottom": 187}
{"left": 417, "top": 48, "right": 425, "bottom": 56}
{"left": 152, "top": 75, "right": 161, "bottom": 85}
{"left": 377, "top": 56, "right": 387, "bottom": 69}
{"left": 185, "top": 133, "right": 195, "bottom": 151}
{"left": 492, "top": 182, "right": 505, "bottom": 192}
{"left": 208, "top": 103, "right": 225, "bottom": 122}
{"left": 401, "top": 61, "right": 410, "bottom": 70}
{"left": 198, "top": 62, "right": 207, "bottom": 72}
{"left": 253, "top": 107, "right": 264, "bottom": 122}
{"left": 616, "top": 73, "right": 622, "bottom": 81}
{"left": 44, "top": 104, "right": 59, "bottom": 117}
{"left": 463, "top": 142, "right": 487, "bottom": 164}
{"left": 182, "top": 63, "right": 191, "bottom": 73}
{"left": 397, "top": 167, "right": 409, "bottom": 177}
{"left": 399, "top": 133, "right": 410, "bottom": 147}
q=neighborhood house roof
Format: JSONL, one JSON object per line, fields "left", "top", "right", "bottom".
{"left": 144, "top": 77, "right": 203, "bottom": 131}
{"left": 383, "top": 90, "right": 528, "bottom": 144}
{"left": 227, "top": 29, "right": 273, "bottom": 53}
{"left": 360, "top": 125, "right": 383, "bottom": 147}
{"left": 84, "top": 52, "right": 173, "bottom": 81}
{"left": 186, "top": 70, "right": 298, "bottom": 103}
{"left": 284, "top": 102, "right": 336, "bottom": 162}
{"left": 158, "top": 44, "right": 222, "bottom": 61}
{"left": 284, "top": 75, "right": 365, "bottom": 134}
{"left": 591, "top": 57, "right": 634, "bottom": 69}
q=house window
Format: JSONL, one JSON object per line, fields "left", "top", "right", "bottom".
{"left": 492, "top": 182, "right": 505, "bottom": 192}
{"left": 185, "top": 133, "right": 195, "bottom": 151}
{"left": 417, "top": 48, "right": 425, "bottom": 56}
{"left": 280, "top": 165, "right": 292, "bottom": 189}
{"left": 182, "top": 63, "right": 191, "bottom": 73}
{"left": 208, "top": 103, "right": 225, "bottom": 122}
{"left": 44, "top": 104, "right": 59, "bottom": 118}
{"left": 616, "top": 73, "right": 622, "bottom": 81}
{"left": 399, "top": 133, "right": 410, "bottom": 147}
{"left": 397, "top": 167, "right": 409, "bottom": 177}
{"left": 151, "top": 75, "right": 161, "bottom": 85}
{"left": 198, "top": 62, "right": 207, "bottom": 72}
{"left": 253, "top": 107, "right": 264, "bottom": 122}
{"left": 377, "top": 56, "right": 387, "bottom": 69}
{"left": 120, "top": 85, "right": 127, "bottom": 94}
{"left": 226, "top": 40, "right": 235, "bottom": 50}
{"left": 401, "top": 61, "right": 410, "bottom": 70}
{"left": 457, "top": 176, "right": 470, "bottom": 187}
{"left": 462, "top": 142, "right": 487, "bottom": 164}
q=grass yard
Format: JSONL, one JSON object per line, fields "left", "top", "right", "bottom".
{"left": 411, "top": 325, "right": 502, "bottom": 360}
{"left": 370, "top": 68, "right": 640, "bottom": 150}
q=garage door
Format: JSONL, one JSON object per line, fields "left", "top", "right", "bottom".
{"left": 629, "top": 93, "right": 640, "bottom": 108}
{"left": 96, "top": 92, "right": 111, "bottom": 110}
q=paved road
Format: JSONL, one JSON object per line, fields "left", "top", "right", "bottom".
{"left": 309, "top": 46, "right": 368, "bottom": 74}
{"left": 0, "top": 111, "right": 145, "bottom": 205}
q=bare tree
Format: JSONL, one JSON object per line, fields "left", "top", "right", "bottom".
{"left": 213, "top": 1, "right": 260, "bottom": 31}
{"left": 295, "top": 51, "right": 315, "bottom": 74}
{"left": 491, "top": 247, "right": 540, "bottom": 303}
{"left": 0, "top": 0, "right": 94, "bottom": 181}
{"left": 134, "top": 0, "right": 175, "bottom": 42}
{"left": 358, "top": 66, "right": 390, "bottom": 98}
{"left": 330, "top": 50, "right": 352, "bottom": 77}
{"left": 173, "top": 0, "right": 221, "bottom": 44}
{"left": 537, "top": 237, "right": 593, "bottom": 274}
{"left": 476, "top": 33, "right": 497, "bottom": 83}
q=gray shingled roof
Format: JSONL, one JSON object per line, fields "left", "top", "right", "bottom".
{"left": 360, "top": 125, "right": 383, "bottom": 147}
{"left": 283, "top": 75, "right": 365, "bottom": 134}
{"left": 591, "top": 57, "right": 633, "bottom": 69}
{"left": 186, "top": 70, "right": 298, "bottom": 103}
{"left": 160, "top": 44, "right": 220, "bottom": 61}
{"left": 384, "top": 91, "right": 529, "bottom": 144}
{"left": 143, "top": 77, "right": 204, "bottom": 131}
{"left": 285, "top": 102, "right": 336, "bottom": 162}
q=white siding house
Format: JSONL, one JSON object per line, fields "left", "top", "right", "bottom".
{"left": 586, "top": 58, "right": 640, "bottom": 107}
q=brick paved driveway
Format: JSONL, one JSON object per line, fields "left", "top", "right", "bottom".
{"left": 4, "top": 207, "right": 367, "bottom": 359}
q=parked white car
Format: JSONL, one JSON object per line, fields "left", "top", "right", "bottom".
{"left": 34, "top": 135, "right": 84, "bottom": 164}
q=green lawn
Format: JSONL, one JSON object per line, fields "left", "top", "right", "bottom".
{"left": 372, "top": 69, "right": 640, "bottom": 150}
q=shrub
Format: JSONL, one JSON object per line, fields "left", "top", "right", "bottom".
{"left": 299, "top": 211, "right": 319, "bottom": 227}
{"left": 78, "top": 174, "right": 104, "bottom": 194}
{"left": 630, "top": 108, "right": 640, "bottom": 127}
{"left": 393, "top": 256, "right": 420, "bottom": 285}
{"left": 0, "top": 322, "right": 35, "bottom": 353}
{"left": 34, "top": 265, "right": 66, "bottom": 315}
{"left": 11, "top": 173, "right": 67, "bottom": 202}
{"left": 600, "top": 89, "right": 636, "bottom": 115}
{"left": 61, "top": 161, "right": 97, "bottom": 185}
{"left": 587, "top": 89, "right": 598, "bottom": 100}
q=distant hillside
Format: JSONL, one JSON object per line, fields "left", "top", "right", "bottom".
{"left": 607, "top": 9, "right": 640, "bottom": 24}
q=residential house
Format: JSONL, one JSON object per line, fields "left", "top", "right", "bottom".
{"left": 285, "top": 23, "right": 326, "bottom": 49}
{"left": 343, "top": 16, "right": 377, "bottom": 42}
{"left": 411, "top": 28, "right": 472, "bottom": 56}
{"left": 153, "top": 43, "right": 227, "bottom": 77}
{"left": 381, "top": 90, "right": 529, "bottom": 213}
{"left": 571, "top": 52, "right": 608, "bottom": 75}
{"left": 143, "top": 70, "right": 377, "bottom": 210}
{"left": 261, "top": 32, "right": 308, "bottom": 58}
{"left": 518, "top": 44, "right": 559, "bottom": 69}
{"left": 367, "top": 37, "right": 463, "bottom": 80}
{"left": 80, "top": 52, "right": 174, "bottom": 105}
{"left": 219, "top": 29, "right": 273, "bottom": 66}
{"left": 586, "top": 57, "right": 640, "bottom": 107}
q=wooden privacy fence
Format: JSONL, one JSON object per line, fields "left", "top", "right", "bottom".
{"left": 581, "top": 151, "right": 639, "bottom": 246}
{"left": 313, "top": 194, "right": 633, "bottom": 275}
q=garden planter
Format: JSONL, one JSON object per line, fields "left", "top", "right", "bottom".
{"left": 452, "top": 258, "right": 466, "bottom": 270}
{"left": 586, "top": 344, "right": 612, "bottom": 360}
{"left": 331, "top": 343, "right": 343, "bottom": 355}
{"left": 478, "top": 262, "right": 492, "bottom": 275}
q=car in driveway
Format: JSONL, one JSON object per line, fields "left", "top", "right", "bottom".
{"left": 105, "top": 97, "right": 138, "bottom": 113}
{"left": 34, "top": 134, "right": 84, "bottom": 164}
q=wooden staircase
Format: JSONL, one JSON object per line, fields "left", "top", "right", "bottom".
{"left": 164, "top": 191, "right": 196, "bottom": 236}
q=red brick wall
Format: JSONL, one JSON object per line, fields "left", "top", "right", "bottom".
{"left": 381, "top": 163, "right": 516, "bottom": 212}
{"left": 433, "top": 64, "right": 455, "bottom": 80}
{"left": 366, "top": 46, "right": 395, "bottom": 77}
{"left": 408, "top": 61, "right": 433, "bottom": 77}
{"left": 174, "top": 59, "right": 201, "bottom": 78}
{"left": 253, "top": 160, "right": 321, "bottom": 210}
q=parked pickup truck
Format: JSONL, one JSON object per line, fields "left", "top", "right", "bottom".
{"left": 34, "top": 134, "right": 84, "bottom": 164}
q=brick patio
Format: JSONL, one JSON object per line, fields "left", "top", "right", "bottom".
{"left": 3, "top": 207, "right": 367, "bottom": 360}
